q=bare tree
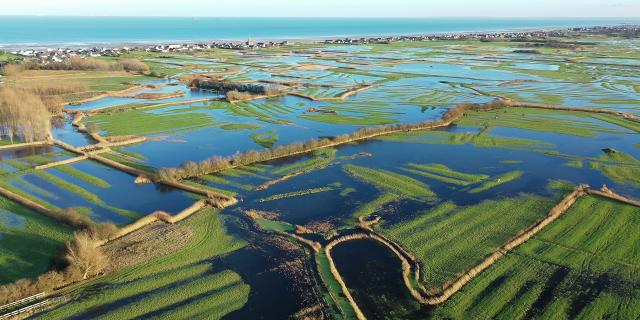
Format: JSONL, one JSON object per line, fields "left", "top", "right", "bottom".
{"left": 0, "top": 88, "right": 51, "bottom": 143}
{"left": 65, "top": 232, "right": 108, "bottom": 280}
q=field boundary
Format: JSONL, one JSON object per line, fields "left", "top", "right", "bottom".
{"left": 0, "top": 140, "right": 51, "bottom": 150}
{"left": 322, "top": 184, "right": 640, "bottom": 312}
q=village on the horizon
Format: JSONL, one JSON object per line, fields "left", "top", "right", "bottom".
{"left": 6, "top": 24, "right": 639, "bottom": 65}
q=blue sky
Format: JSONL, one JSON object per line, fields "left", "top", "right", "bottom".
{"left": 3, "top": 0, "right": 639, "bottom": 17}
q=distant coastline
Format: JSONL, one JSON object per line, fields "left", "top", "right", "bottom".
{"left": 1, "top": 17, "right": 639, "bottom": 49}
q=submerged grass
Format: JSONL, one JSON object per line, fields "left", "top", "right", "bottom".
{"left": 220, "top": 123, "right": 263, "bottom": 131}
{"left": 380, "top": 129, "right": 552, "bottom": 149}
{"left": 468, "top": 171, "right": 523, "bottom": 193}
{"left": 257, "top": 185, "right": 337, "bottom": 203}
{"left": 270, "top": 148, "right": 337, "bottom": 176}
{"left": 403, "top": 163, "right": 489, "bottom": 186}
{"left": 250, "top": 130, "right": 279, "bottom": 148}
{"left": 52, "top": 164, "right": 111, "bottom": 188}
{"left": 351, "top": 193, "right": 401, "bottom": 220}
{"left": 343, "top": 164, "right": 436, "bottom": 201}
{"left": 299, "top": 113, "right": 396, "bottom": 126}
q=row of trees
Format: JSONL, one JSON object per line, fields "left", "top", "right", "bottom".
{"left": 0, "top": 88, "right": 51, "bottom": 143}
{"left": 158, "top": 99, "right": 512, "bottom": 181}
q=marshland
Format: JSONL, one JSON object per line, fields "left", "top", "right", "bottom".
{"left": 0, "top": 26, "right": 639, "bottom": 320}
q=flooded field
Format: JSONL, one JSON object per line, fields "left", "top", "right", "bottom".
{"left": 1, "top": 33, "right": 638, "bottom": 319}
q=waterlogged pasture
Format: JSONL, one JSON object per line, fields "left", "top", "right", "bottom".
{"left": 2, "top": 160, "right": 195, "bottom": 224}
{"left": 199, "top": 104, "right": 639, "bottom": 229}
{"left": 3, "top": 36, "right": 640, "bottom": 318}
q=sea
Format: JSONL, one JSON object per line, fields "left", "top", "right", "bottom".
{"left": 0, "top": 16, "right": 638, "bottom": 48}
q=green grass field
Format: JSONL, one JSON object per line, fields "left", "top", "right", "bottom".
{"left": 379, "top": 129, "right": 552, "bottom": 150}
{"left": 84, "top": 107, "right": 215, "bottom": 136}
{"left": 379, "top": 194, "right": 558, "bottom": 288}
{"left": 250, "top": 130, "right": 279, "bottom": 148}
{"left": 34, "top": 208, "right": 249, "bottom": 320}
{"left": 343, "top": 164, "right": 437, "bottom": 222}
{"left": 344, "top": 164, "right": 436, "bottom": 202}
{"left": 0, "top": 197, "right": 72, "bottom": 284}
{"left": 434, "top": 195, "right": 640, "bottom": 319}
{"left": 270, "top": 148, "right": 337, "bottom": 176}
{"left": 587, "top": 150, "right": 640, "bottom": 187}
{"left": 468, "top": 171, "right": 523, "bottom": 193}
{"left": 457, "top": 107, "right": 631, "bottom": 138}
{"left": 401, "top": 163, "right": 489, "bottom": 186}
{"left": 220, "top": 123, "right": 263, "bottom": 131}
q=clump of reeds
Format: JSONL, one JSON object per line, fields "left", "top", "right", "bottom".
{"left": 226, "top": 90, "right": 254, "bottom": 101}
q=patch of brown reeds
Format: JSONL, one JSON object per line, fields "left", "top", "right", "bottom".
{"left": 16, "top": 57, "right": 149, "bottom": 73}
{"left": 226, "top": 90, "right": 254, "bottom": 101}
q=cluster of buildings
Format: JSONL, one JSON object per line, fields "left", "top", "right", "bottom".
{"left": 8, "top": 40, "right": 293, "bottom": 63}
{"left": 320, "top": 30, "right": 567, "bottom": 45}
{"left": 10, "top": 47, "right": 130, "bottom": 63}
{"left": 571, "top": 25, "right": 640, "bottom": 37}
{"left": 140, "top": 40, "right": 291, "bottom": 52}
{"left": 6, "top": 25, "right": 639, "bottom": 64}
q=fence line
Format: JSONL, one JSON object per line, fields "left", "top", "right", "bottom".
{"left": 0, "top": 292, "right": 46, "bottom": 312}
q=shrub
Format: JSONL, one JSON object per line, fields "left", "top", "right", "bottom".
{"left": 86, "top": 223, "right": 119, "bottom": 241}
{"left": 57, "top": 208, "right": 94, "bottom": 229}
{"left": 117, "top": 59, "right": 149, "bottom": 73}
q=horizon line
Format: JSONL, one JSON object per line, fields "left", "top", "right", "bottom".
{"left": 1, "top": 15, "right": 639, "bottom": 19}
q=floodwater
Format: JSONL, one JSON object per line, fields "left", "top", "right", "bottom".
{"left": 11, "top": 160, "right": 196, "bottom": 224}
{"left": 9, "top": 38, "right": 640, "bottom": 319}
{"left": 332, "top": 238, "right": 430, "bottom": 319}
